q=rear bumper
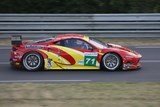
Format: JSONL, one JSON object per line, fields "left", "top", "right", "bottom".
{"left": 10, "top": 58, "right": 22, "bottom": 69}
{"left": 10, "top": 49, "right": 23, "bottom": 69}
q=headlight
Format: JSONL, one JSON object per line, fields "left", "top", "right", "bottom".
{"left": 125, "top": 52, "right": 136, "bottom": 58}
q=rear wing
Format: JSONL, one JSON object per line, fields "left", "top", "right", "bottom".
{"left": 11, "top": 35, "right": 22, "bottom": 45}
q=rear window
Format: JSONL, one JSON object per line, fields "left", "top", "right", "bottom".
{"left": 34, "top": 38, "right": 53, "bottom": 43}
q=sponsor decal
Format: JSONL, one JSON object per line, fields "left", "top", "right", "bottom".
{"left": 78, "top": 60, "right": 84, "bottom": 65}
{"left": 14, "top": 55, "right": 22, "bottom": 59}
{"left": 84, "top": 52, "right": 98, "bottom": 56}
{"left": 25, "top": 45, "right": 44, "bottom": 49}
{"left": 47, "top": 58, "right": 53, "bottom": 68}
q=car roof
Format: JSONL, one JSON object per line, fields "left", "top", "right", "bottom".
{"left": 55, "top": 34, "right": 89, "bottom": 41}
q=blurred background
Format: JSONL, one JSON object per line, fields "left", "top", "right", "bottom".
{"left": 0, "top": 0, "right": 159, "bottom": 13}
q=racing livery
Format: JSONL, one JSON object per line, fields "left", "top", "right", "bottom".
{"left": 10, "top": 34, "right": 142, "bottom": 71}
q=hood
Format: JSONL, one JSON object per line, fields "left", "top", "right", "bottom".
{"left": 107, "top": 43, "right": 132, "bottom": 52}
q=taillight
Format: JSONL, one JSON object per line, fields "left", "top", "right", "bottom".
{"left": 12, "top": 47, "right": 17, "bottom": 51}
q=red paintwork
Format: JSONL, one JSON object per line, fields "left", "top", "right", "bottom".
{"left": 48, "top": 46, "right": 76, "bottom": 65}
{"left": 10, "top": 34, "right": 142, "bottom": 70}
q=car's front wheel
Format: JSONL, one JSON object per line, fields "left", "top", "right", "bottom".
{"left": 22, "top": 52, "right": 43, "bottom": 71}
{"left": 102, "top": 53, "right": 121, "bottom": 71}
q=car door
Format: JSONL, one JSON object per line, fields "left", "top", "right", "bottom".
{"left": 54, "top": 38, "right": 99, "bottom": 69}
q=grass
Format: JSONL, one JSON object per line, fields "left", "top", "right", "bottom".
{"left": 0, "top": 39, "right": 10, "bottom": 46}
{"left": 0, "top": 82, "right": 160, "bottom": 107}
{"left": 1, "top": 38, "right": 160, "bottom": 46}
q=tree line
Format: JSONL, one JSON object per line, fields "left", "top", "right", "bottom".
{"left": 0, "top": 0, "right": 159, "bottom": 13}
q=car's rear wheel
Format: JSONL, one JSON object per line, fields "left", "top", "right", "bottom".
{"left": 22, "top": 52, "right": 43, "bottom": 71}
{"left": 102, "top": 53, "right": 121, "bottom": 71}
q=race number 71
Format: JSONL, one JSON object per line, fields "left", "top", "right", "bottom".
{"left": 84, "top": 56, "right": 96, "bottom": 66}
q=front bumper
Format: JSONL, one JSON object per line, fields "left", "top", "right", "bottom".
{"left": 123, "top": 62, "right": 141, "bottom": 70}
{"left": 122, "top": 52, "right": 142, "bottom": 70}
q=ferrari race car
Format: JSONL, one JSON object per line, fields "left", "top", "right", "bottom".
{"left": 10, "top": 34, "right": 142, "bottom": 71}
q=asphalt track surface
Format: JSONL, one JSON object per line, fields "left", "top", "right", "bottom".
{"left": 0, "top": 46, "right": 160, "bottom": 83}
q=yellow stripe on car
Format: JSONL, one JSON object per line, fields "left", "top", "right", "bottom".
{"left": 39, "top": 49, "right": 70, "bottom": 69}
{"left": 54, "top": 45, "right": 84, "bottom": 65}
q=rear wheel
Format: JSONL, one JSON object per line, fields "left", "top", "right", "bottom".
{"left": 102, "top": 53, "right": 121, "bottom": 71}
{"left": 22, "top": 52, "right": 43, "bottom": 71}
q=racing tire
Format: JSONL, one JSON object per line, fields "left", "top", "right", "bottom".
{"left": 102, "top": 53, "right": 121, "bottom": 71}
{"left": 22, "top": 52, "right": 43, "bottom": 71}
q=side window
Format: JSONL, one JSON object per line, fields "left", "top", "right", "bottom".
{"left": 72, "top": 39, "right": 92, "bottom": 50}
{"left": 55, "top": 40, "right": 68, "bottom": 46}
{"left": 55, "top": 39, "right": 73, "bottom": 47}
{"left": 55, "top": 39, "right": 93, "bottom": 50}
{"left": 55, "top": 41, "right": 60, "bottom": 45}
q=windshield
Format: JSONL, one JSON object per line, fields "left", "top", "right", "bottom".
{"left": 89, "top": 38, "right": 108, "bottom": 49}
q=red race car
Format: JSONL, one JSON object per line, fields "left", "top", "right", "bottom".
{"left": 10, "top": 34, "right": 142, "bottom": 71}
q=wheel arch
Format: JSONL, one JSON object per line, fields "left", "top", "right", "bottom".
{"left": 100, "top": 52, "right": 123, "bottom": 70}
{"left": 21, "top": 50, "right": 46, "bottom": 70}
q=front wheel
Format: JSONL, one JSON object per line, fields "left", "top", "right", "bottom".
{"left": 22, "top": 52, "right": 43, "bottom": 71}
{"left": 102, "top": 53, "right": 121, "bottom": 71}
